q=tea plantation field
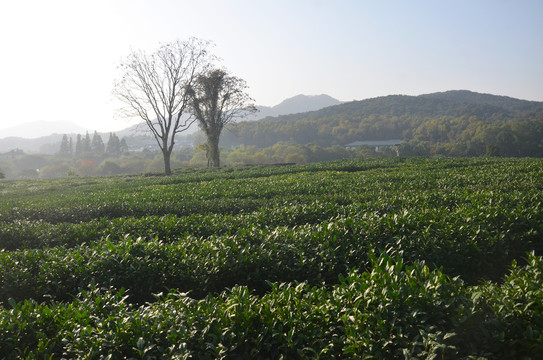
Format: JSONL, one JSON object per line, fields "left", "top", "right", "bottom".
{"left": 0, "top": 157, "right": 542, "bottom": 359}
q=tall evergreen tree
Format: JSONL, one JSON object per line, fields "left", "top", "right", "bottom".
{"left": 58, "top": 134, "right": 72, "bottom": 156}
{"left": 120, "top": 138, "right": 129, "bottom": 154}
{"left": 83, "top": 132, "right": 92, "bottom": 153}
{"left": 106, "top": 133, "right": 121, "bottom": 156}
{"left": 91, "top": 131, "right": 105, "bottom": 154}
{"left": 75, "top": 134, "right": 83, "bottom": 156}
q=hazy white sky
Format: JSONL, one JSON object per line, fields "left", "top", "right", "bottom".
{"left": 0, "top": 0, "right": 542, "bottom": 133}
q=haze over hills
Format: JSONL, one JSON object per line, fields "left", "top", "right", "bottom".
{"left": 0, "top": 94, "right": 342, "bottom": 141}
{"left": 119, "top": 94, "right": 343, "bottom": 135}
{"left": 0, "top": 121, "right": 90, "bottom": 140}
{"left": 1, "top": 90, "right": 542, "bottom": 156}
{"left": 0, "top": 94, "right": 343, "bottom": 152}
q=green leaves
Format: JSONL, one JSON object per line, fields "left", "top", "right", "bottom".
{"left": 0, "top": 158, "right": 542, "bottom": 357}
{"left": 2, "top": 254, "right": 542, "bottom": 358}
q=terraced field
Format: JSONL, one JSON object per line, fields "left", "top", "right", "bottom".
{"left": 1, "top": 158, "right": 542, "bottom": 359}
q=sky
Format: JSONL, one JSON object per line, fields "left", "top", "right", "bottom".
{"left": 0, "top": 0, "right": 542, "bottom": 134}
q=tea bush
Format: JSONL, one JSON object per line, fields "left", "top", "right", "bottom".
{"left": 0, "top": 157, "right": 542, "bottom": 357}
{"left": 1, "top": 253, "right": 542, "bottom": 358}
{"left": 1, "top": 199, "right": 541, "bottom": 304}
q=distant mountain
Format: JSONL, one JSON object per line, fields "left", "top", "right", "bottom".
{"left": 3, "top": 91, "right": 541, "bottom": 156}
{"left": 0, "top": 121, "right": 89, "bottom": 140}
{"left": 238, "top": 91, "right": 524, "bottom": 131}
{"left": 419, "top": 90, "right": 543, "bottom": 114}
{"left": 0, "top": 134, "right": 66, "bottom": 154}
{"left": 248, "top": 94, "right": 342, "bottom": 121}
{"left": 225, "top": 90, "right": 543, "bottom": 153}
{"left": 117, "top": 94, "right": 343, "bottom": 135}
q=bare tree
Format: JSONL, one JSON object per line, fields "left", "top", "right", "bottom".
{"left": 114, "top": 38, "right": 212, "bottom": 174}
{"left": 187, "top": 69, "right": 256, "bottom": 167}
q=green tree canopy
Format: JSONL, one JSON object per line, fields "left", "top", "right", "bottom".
{"left": 187, "top": 69, "right": 256, "bottom": 167}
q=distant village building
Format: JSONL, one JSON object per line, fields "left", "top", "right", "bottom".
{"left": 344, "top": 139, "right": 402, "bottom": 153}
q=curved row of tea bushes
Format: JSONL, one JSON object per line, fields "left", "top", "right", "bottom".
{"left": 0, "top": 160, "right": 389, "bottom": 224}
{"left": 1, "top": 182, "right": 542, "bottom": 254}
{"left": 1, "top": 253, "right": 542, "bottom": 359}
{"left": 0, "top": 200, "right": 344, "bottom": 250}
{"left": 1, "top": 198, "right": 541, "bottom": 305}
{"left": 1, "top": 157, "right": 540, "bottom": 226}
{"left": 0, "top": 158, "right": 542, "bottom": 357}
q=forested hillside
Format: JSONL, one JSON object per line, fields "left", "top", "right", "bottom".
{"left": 420, "top": 90, "right": 543, "bottom": 113}
{"left": 224, "top": 90, "right": 543, "bottom": 157}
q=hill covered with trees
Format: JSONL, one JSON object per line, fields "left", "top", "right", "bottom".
{"left": 224, "top": 90, "right": 543, "bottom": 157}
{"left": 2, "top": 91, "right": 542, "bottom": 179}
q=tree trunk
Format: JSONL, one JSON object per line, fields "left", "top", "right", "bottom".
{"left": 207, "top": 132, "right": 221, "bottom": 168}
{"left": 162, "top": 149, "right": 172, "bottom": 175}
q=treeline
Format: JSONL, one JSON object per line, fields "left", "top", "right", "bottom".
{"left": 192, "top": 142, "right": 392, "bottom": 167}
{"left": 224, "top": 92, "right": 543, "bottom": 157}
{"left": 1, "top": 139, "right": 385, "bottom": 179}
{"left": 401, "top": 114, "right": 543, "bottom": 157}
{"left": 2, "top": 91, "right": 542, "bottom": 179}
{"left": 227, "top": 113, "right": 543, "bottom": 158}
{"left": 0, "top": 132, "right": 135, "bottom": 179}
{"left": 58, "top": 131, "right": 129, "bottom": 157}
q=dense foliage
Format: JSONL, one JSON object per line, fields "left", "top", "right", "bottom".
{"left": 0, "top": 142, "right": 385, "bottom": 180}
{"left": 226, "top": 91, "right": 543, "bottom": 157}
{"left": 0, "top": 157, "right": 542, "bottom": 358}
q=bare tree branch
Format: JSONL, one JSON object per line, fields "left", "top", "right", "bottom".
{"left": 113, "top": 38, "right": 214, "bottom": 174}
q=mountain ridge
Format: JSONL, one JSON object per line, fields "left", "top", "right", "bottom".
{"left": 2, "top": 91, "right": 542, "bottom": 154}
{"left": 419, "top": 90, "right": 543, "bottom": 113}
{"left": 248, "top": 90, "right": 543, "bottom": 126}
{"left": 224, "top": 90, "right": 543, "bottom": 150}
{"left": 0, "top": 121, "right": 90, "bottom": 140}
{"left": 0, "top": 94, "right": 342, "bottom": 142}
{"left": 250, "top": 94, "right": 343, "bottom": 120}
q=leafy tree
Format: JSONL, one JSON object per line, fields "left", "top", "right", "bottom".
{"left": 15, "top": 154, "right": 48, "bottom": 171}
{"left": 119, "top": 158, "right": 146, "bottom": 174}
{"left": 187, "top": 69, "right": 256, "bottom": 167}
{"left": 284, "top": 152, "right": 307, "bottom": 164}
{"left": 0, "top": 168, "right": 4, "bottom": 179}
{"left": 18, "top": 168, "right": 39, "bottom": 179}
{"left": 77, "top": 158, "right": 97, "bottom": 177}
{"left": 99, "top": 160, "right": 122, "bottom": 175}
{"left": 39, "top": 162, "right": 70, "bottom": 179}
{"left": 114, "top": 38, "right": 212, "bottom": 175}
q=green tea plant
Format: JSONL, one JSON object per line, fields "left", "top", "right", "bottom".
{"left": 1, "top": 253, "right": 542, "bottom": 358}
{"left": 0, "top": 157, "right": 542, "bottom": 357}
